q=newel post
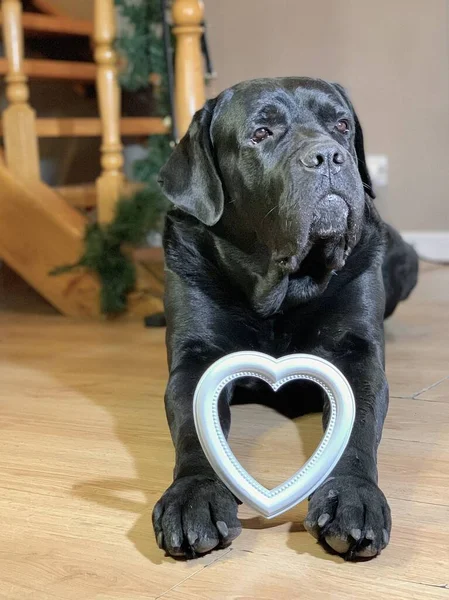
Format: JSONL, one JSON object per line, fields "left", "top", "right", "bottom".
{"left": 1, "top": 0, "right": 40, "bottom": 180}
{"left": 94, "top": 0, "right": 124, "bottom": 224}
{"left": 172, "top": 0, "right": 206, "bottom": 139}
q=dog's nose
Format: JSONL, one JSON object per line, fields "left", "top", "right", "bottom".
{"left": 300, "top": 144, "right": 345, "bottom": 170}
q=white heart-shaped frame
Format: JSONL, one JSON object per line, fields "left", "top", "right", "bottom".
{"left": 193, "top": 352, "right": 355, "bottom": 519}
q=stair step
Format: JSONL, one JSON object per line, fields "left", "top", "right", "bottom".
{"left": 0, "top": 117, "right": 171, "bottom": 138}
{"left": 0, "top": 163, "right": 163, "bottom": 318}
{"left": 0, "top": 13, "right": 93, "bottom": 36}
{"left": 0, "top": 58, "right": 97, "bottom": 81}
{"left": 56, "top": 181, "right": 146, "bottom": 208}
{"left": 0, "top": 59, "right": 163, "bottom": 86}
{"left": 132, "top": 247, "right": 164, "bottom": 265}
{"left": 31, "top": 0, "right": 67, "bottom": 17}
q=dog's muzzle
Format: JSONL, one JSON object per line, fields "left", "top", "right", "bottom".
{"left": 312, "top": 194, "right": 349, "bottom": 239}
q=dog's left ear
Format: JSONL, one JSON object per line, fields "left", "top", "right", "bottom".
{"left": 158, "top": 98, "right": 224, "bottom": 226}
{"left": 332, "top": 83, "right": 375, "bottom": 199}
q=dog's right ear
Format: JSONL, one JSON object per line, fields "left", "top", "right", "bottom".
{"left": 332, "top": 83, "right": 376, "bottom": 200}
{"left": 158, "top": 99, "right": 224, "bottom": 226}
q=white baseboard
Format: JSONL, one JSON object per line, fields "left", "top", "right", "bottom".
{"left": 401, "top": 231, "right": 449, "bottom": 263}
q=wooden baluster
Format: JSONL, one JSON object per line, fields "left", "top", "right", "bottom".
{"left": 1, "top": 0, "right": 40, "bottom": 180}
{"left": 172, "top": 0, "right": 206, "bottom": 139}
{"left": 94, "top": 0, "right": 124, "bottom": 225}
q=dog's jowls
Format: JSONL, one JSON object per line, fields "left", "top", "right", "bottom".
{"left": 152, "top": 78, "right": 418, "bottom": 560}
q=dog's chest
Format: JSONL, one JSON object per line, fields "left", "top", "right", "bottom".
{"left": 252, "top": 311, "right": 318, "bottom": 357}
{"left": 254, "top": 318, "right": 289, "bottom": 356}
{"left": 252, "top": 316, "right": 302, "bottom": 358}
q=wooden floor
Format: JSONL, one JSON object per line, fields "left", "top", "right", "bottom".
{"left": 0, "top": 263, "right": 448, "bottom": 600}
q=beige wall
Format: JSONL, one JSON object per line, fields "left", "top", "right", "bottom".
{"left": 204, "top": 0, "right": 449, "bottom": 231}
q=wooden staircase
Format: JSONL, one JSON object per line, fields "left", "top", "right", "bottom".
{"left": 0, "top": 0, "right": 206, "bottom": 317}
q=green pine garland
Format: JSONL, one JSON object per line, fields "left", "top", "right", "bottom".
{"left": 53, "top": 2, "right": 174, "bottom": 315}
{"left": 51, "top": 167, "right": 170, "bottom": 313}
{"left": 114, "top": 0, "right": 170, "bottom": 113}
{"left": 133, "top": 132, "right": 172, "bottom": 184}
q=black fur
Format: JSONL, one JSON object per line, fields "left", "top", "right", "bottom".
{"left": 152, "top": 77, "right": 418, "bottom": 560}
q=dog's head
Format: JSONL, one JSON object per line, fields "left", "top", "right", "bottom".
{"left": 159, "top": 78, "right": 373, "bottom": 278}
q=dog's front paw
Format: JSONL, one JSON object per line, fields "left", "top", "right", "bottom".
{"left": 304, "top": 475, "right": 391, "bottom": 560}
{"left": 152, "top": 475, "right": 241, "bottom": 558}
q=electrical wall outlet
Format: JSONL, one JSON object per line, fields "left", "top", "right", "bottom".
{"left": 366, "top": 154, "right": 388, "bottom": 187}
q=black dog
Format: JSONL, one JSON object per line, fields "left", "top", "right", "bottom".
{"left": 152, "top": 78, "right": 418, "bottom": 560}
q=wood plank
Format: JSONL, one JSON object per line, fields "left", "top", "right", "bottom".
{"left": 0, "top": 263, "right": 448, "bottom": 599}
{"left": 31, "top": 0, "right": 67, "bottom": 17}
{"left": 0, "top": 163, "right": 101, "bottom": 316}
{"left": 0, "top": 13, "right": 93, "bottom": 36}
{"left": 0, "top": 59, "right": 164, "bottom": 87}
{"left": 0, "top": 57, "right": 97, "bottom": 81}
{"left": 416, "top": 377, "right": 449, "bottom": 402}
{"left": 1, "top": 0, "right": 41, "bottom": 181}
{"left": 132, "top": 246, "right": 164, "bottom": 264}
{"left": 384, "top": 265, "right": 449, "bottom": 398}
{"left": 0, "top": 116, "right": 171, "bottom": 138}
{"left": 166, "top": 549, "right": 449, "bottom": 600}
{"left": 55, "top": 182, "right": 98, "bottom": 208}
{"left": 56, "top": 181, "right": 146, "bottom": 208}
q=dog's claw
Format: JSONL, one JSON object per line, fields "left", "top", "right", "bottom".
{"left": 318, "top": 513, "right": 330, "bottom": 527}
{"left": 187, "top": 531, "right": 198, "bottom": 547}
{"left": 216, "top": 520, "right": 229, "bottom": 538}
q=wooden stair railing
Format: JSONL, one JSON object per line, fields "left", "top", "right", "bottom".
{"left": 130, "top": 0, "right": 206, "bottom": 267}
{"left": 0, "top": 116, "right": 171, "bottom": 138}
{"left": 0, "top": 61, "right": 166, "bottom": 83}
{"left": 57, "top": 181, "right": 145, "bottom": 209}
{"left": 1, "top": 0, "right": 40, "bottom": 181}
{"left": 30, "top": 0, "right": 69, "bottom": 17}
{"left": 0, "top": 57, "right": 97, "bottom": 80}
{"left": 0, "top": 11, "right": 93, "bottom": 36}
{"left": 0, "top": 0, "right": 207, "bottom": 317}
{"left": 0, "top": 1, "right": 95, "bottom": 82}
{"left": 172, "top": 0, "right": 206, "bottom": 138}
{"left": 94, "top": 0, "right": 124, "bottom": 224}
{"left": 0, "top": 0, "right": 171, "bottom": 146}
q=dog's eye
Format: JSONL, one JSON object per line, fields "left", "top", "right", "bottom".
{"left": 251, "top": 127, "right": 273, "bottom": 143}
{"left": 335, "top": 120, "right": 350, "bottom": 134}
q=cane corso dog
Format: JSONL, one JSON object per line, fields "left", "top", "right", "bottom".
{"left": 152, "top": 78, "right": 418, "bottom": 560}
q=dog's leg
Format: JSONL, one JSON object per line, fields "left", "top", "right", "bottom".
{"left": 382, "top": 223, "right": 419, "bottom": 319}
{"left": 304, "top": 271, "right": 392, "bottom": 560}
{"left": 153, "top": 359, "right": 242, "bottom": 558}
{"left": 305, "top": 349, "right": 391, "bottom": 559}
